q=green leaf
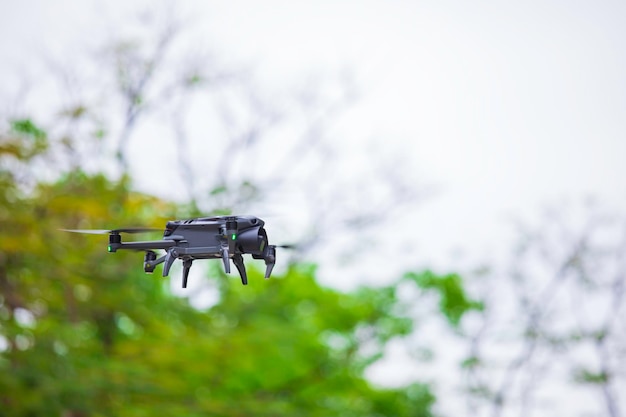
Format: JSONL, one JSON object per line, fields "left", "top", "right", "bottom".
{"left": 10, "top": 119, "right": 46, "bottom": 140}
{"left": 404, "top": 270, "right": 483, "bottom": 327}
{"left": 0, "top": 171, "right": 435, "bottom": 417}
{"left": 573, "top": 369, "right": 609, "bottom": 385}
{"left": 209, "top": 185, "right": 228, "bottom": 196}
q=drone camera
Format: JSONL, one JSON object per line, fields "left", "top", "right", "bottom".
{"left": 235, "top": 226, "right": 268, "bottom": 254}
{"left": 143, "top": 250, "right": 157, "bottom": 273}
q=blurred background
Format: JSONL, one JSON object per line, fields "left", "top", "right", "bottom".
{"left": 1, "top": 1, "right": 625, "bottom": 416}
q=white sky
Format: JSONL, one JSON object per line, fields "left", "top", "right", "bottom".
{"left": 2, "top": 1, "right": 625, "bottom": 262}
{"left": 211, "top": 1, "right": 626, "bottom": 280}
{"left": 1, "top": 1, "right": 625, "bottom": 414}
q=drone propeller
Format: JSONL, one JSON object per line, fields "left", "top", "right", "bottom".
{"left": 61, "top": 227, "right": 162, "bottom": 234}
{"left": 275, "top": 244, "right": 297, "bottom": 250}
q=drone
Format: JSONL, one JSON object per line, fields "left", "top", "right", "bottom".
{"left": 63, "top": 215, "right": 280, "bottom": 288}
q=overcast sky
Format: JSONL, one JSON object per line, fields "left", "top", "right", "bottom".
{"left": 1, "top": 0, "right": 625, "bottom": 275}
{"left": 2, "top": 2, "right": 625, "bottom": 413}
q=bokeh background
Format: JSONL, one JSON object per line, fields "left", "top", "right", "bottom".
{"left": 1, "top": 1, "right": 625, "bottom": 416}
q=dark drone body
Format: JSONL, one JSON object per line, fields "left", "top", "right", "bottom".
{"left": 64, "top": 215, "right": 277, "bottom": 288}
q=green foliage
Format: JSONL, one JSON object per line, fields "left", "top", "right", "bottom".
{"left": 460, "top": 355, "right": 481, "bottom": 369}
{"left": 0, "top": 158, "right": 435, "bottom": 416}
{"left": 0, "top": 119, "right": 48, "bottom": 162}
{"left": 404, "top": 270, "right": 483, "bottom": 327}
{"left": 10, "top": 119, "right": 46, "bottom": 140}
{"left": 573, "top": 368, "right": 609, "bottom": 385}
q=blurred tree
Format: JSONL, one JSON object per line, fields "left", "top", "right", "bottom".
{"left": 446, "top": 204, "right": 626, "bottom": 417}
{"left": 403, "top": 271, "right": 484, "bottom": 328}
{"left": 4, "top": 4, "right": 427, "bottom": 263}
{"left": 0, "top": 5, "right": 460, "bottom": 416}
{"left": 0, "top": 123, "right": 436, "bottom": 416}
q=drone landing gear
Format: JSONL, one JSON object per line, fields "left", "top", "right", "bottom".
{"left": 221, "top": 247, "right": 230, "bottom": 274}
{"left": 143, "top": 245, "right": 276, "bottom": 288}
{"left": 182, "top": 258, "right": 193, "bottom": 288}
{"left": 220, "top": 247, "right": 248, "bottom": 285}
{"left": 233, "top": 253, "right": 247, "bottom": 285}
{"left": 264, "top": 245, "right": 276, "bottom": 279}
{"left": 144, "top": 249, "right": 194, "bottom": 288}
{"left": 253, "top": 245, "right": 276, "bottom": 279}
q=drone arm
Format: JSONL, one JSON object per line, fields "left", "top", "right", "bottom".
{"left": 111, "top": 240, "right": 178, "bottom": 252}
{"left": 144, "top": 255, "right": 166, "bottom": 269}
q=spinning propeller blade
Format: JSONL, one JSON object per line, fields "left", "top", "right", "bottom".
{"left": 61, "top": 228, "right": 162, "bottom": 234}
{"left": 61, "top": 229, "right": 115, "bottom": 234}
{"left": 275, "top": 244, "right": 297, "bottom": 249}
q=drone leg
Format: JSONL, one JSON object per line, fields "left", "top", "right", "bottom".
{"left": 264, "top": 245, "right": 276, "bottom": 279}
{"left": 162, "top": 249, "right": 176, "bottom": 277}
{"left": 232, "top": 253, "right": 248, "bottom": 285}
{"left": 221, "top": 247, "right": 231, "bottom": 274}
{"left": 182, "top": 258, "right": 193, "bottom": 288}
